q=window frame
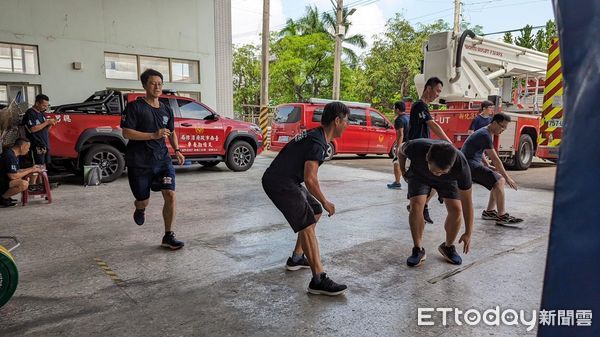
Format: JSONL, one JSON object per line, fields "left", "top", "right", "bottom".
{"left": 0, "top": 42, "right": 40, "bottom": 74}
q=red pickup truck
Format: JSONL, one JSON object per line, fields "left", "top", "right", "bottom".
{"left": 48, "top": 90, "right": 264, "bottom": 182}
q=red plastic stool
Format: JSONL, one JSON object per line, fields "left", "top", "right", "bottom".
{"left": 21, "top": 171, "right": 52, "bottom": 205}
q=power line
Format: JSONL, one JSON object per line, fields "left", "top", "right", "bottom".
{"left": 482, "top": 25, "right": 546, "bottom": 36}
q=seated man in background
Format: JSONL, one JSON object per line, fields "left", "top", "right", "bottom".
{"left": 0, "top": 138, "right": 43, "bottom": 207}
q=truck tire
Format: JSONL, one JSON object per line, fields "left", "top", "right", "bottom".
{"left": 200, "top": 161, "right": 220, "bottom": 167}
{"left": 225, "top": 140, "right": 255, "bottom": 172}
{"left": 83, "top": 144, "right": 125, "bottom": 183}
{"left": 325, "top": 142, "right": 335, "bottom": 161}
{"left": 513, "top": 134, "right": 534, "bottom": 170}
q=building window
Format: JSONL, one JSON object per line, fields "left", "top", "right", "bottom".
{"left": 0, "top": 85, "right": 7, "bottom": 104}
{"left": 171, "top": 59, "right": 199, "bottom": 83}
{"left": 0, "top": 83, "right": 41, "bottom": 106}
{"left": 0, "top": 43, "right": 39, "bottom": 74}
{"left": 104, "top": 53, "right": 138, "bottom": 80}
{"left": 139, "top": 56, "right": 170, "bottom": 82}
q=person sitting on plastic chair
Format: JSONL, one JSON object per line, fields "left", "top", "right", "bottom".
{"left": 0, "top": 138, "right": 43, "bottom": 207}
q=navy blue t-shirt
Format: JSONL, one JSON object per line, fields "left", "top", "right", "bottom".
{"left": 469, "top": 114, "right": 492, "bottom": 131}
{"left": 0, "top": 148, "right": 20, "bottom": 188}
{"left": 461, "top": 127, "right": 493, "bottom": 166}
{"left": 264, "top": 127, "right": 327, "bottom": 185}
{"left": 120, "top": 99, "right": 175, "bottom": 168}
{"left": 394, "top": 114, "right": 410, "bottom": 143}
{"left": 408, "top": 100, "right": 432, "bottom": 140}
{"left": 402, "top": 139, "right": 472, "bottom": 190}
{"left": 22, "top": 108, "right": 50, "bottom": 148}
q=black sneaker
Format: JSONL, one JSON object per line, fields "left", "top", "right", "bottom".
{"left": 133, "top": 208, "right": 145, "bottom": 226}
{"left": 286, "top": 254, "right": 310, "bottom": 271}
{"left": 407, "top": 205, "right": 434, "bottom": 224}
{"left": 1, "top": 197, "right": 17, "bottom": 207}
{"left": 495, "top": 213, "right": 524, "bottom": 225}
{"left": 161, "top": 231, "right": 185, "bottom": 250}
{"left": 438, "top": 242, "right": 462, "bottom": 265}
{"left": 423, "top": 206, "right": 434, "bottom": 224}
{"left": 406, "top": 247, "right": 427, "bottom": 267}
{"left": 307, "top": 273, "right": 347, "bottom": 296}
{"left": 482, "top": 210, "right": 498, "bottom": 220}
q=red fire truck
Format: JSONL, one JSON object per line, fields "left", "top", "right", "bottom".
{"left": 415, "top": 30, "right": 550, "bottom": 169}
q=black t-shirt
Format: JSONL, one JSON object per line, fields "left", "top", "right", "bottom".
{"left": 461, "top": 127, "right": 493, "bottom": 167}
{"left": 408, "top": 100, "right": 432, "bottom": 140}
{"left": 0, "top": 148, "right": 20, "bottom": 186}
{"left": 394, "top": 114, "right": 410, "bottom": 143}
{"left": 264, "top": 127, "right": 327, "bottom": 184}
{"left": 22, "top": 108, "right": 50, "bottom": 148}
{"left": 120, "top": 99, "right": 175, "bottom": 168}
{"left": 402, "top": 139, "right": 472, "bottom": 190}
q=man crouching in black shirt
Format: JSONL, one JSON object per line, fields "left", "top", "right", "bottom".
{"left": 399, "top": 139, "right": 474, "bottom": 267}
{"left": 262, "top": 102, "right": 349, "bottom": 296}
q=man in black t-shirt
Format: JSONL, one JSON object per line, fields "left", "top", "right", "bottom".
{"left": 262, "top": 102, "right": 349, "bottom": 296}
{"left": 21, "top": 94, "right": 56, "bottom": 186}
{"left": 387, "top": 101, "right": 410, "bottom": 190}
{"left": 121, "top": 69, "right": 185, "bottom": 250}
{"left": 407, "top": 77, "right": 452, "bottom": 224}
{"left": 399, "top": 139, "right": 474, "bottom": 267}
{"left": 0, "top": 138, "right": 43, "bottom": 207}
{"left": 461, "top": 113, "right": 523, "bottom": 225}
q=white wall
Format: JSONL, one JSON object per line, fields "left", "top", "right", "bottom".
{"left": 0, "top": 0, "right": 231, "bottom": 115}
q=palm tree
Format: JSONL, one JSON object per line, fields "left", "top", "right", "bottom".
{"left": 279, "top": 6, "right": 366, "bottom": 66}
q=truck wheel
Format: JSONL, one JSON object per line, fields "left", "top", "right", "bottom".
{"left": 513, "top": 134, "right": 534, "bottom": 170}
{"left": 83, "top": 144, "right": 125, "bottom": 183}
{"left": 200, "top": 161, "right": 220, "bottom": 167}
{"left": 325, "top": 143, "right": 335, "bottom": 161}
{"left": 225, "top": 140, "right": 255, "bottom": 171}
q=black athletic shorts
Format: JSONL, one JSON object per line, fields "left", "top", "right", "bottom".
{"left": 471, "top": 165, "right": 501, "bottom": 190}
{"left": 405, "top": 169, "right": 460, "bottom": 200}
{"left": 127, "top": 162, "right": 176, "bottom": 201}
{"left": 262, "top": 175, "right": 323, "bottom": 233}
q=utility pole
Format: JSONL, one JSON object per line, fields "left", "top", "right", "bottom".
{"left": 332, "top": 0, "right": 343, "bottom": 100}
{"left": 453, "top": 0, "right": 461, "bottom": 35}
{"left": 259, "top": 0, "right": 270, "bottom": 148}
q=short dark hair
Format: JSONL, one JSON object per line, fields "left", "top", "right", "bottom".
{"left": 480, "top": 100, "right": 495, "bottom": 112}
{"left": 426, "top": 142, "right": 457, "bottom": 170}
{"left": 14, "top": 138, "right": 30, "bottom": 147}
{"left": 140, "top": 68, "right": 164, "bottom": 86}
{"left": 492, "top": 112, "right": 511, "bottom": 123}
{"left": 35, "top": 94, "right": 49, "bottom": 103}
{"left": 425, "top": 77, "right": 443, "bottom": 89}
{"left": 394, "top": 101, "right": 406, "bottom": 112}
{"left": 321, "top": 102, "right": 349, "bottom": 126}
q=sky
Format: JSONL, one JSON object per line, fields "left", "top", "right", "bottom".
{"left": 231, "top": 0, "right": 555, "bottom": 52}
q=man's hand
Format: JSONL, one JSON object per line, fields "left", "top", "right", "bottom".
{"left": 154, "top": 128, "right": 171, "bottom": 139}
{"left": 459, "top": 233, "right": 471, "bottom": 254}
{"left": 323, "top": 200, "right": 336, "bottom": 217}
{"left": 506, "top": 177, "right": 518, "bottom": 190}
{"left": 176, "top": 151, "right": 185, "bottom": 165}
{"left": 47, "top": 118, "right": 57, "bottom": 126}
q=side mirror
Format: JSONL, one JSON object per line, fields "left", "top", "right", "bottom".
{"left": 205, "top": 114, "right": 219, "bottom": 121}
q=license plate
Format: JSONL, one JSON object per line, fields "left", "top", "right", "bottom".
{"left": 278, "top": 136, "right": 289, "bottom": 142}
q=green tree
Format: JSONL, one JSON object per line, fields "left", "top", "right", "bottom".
{"left": 460, "top": 22, "right": 484, "bottom": 35}
{"left": 533, "top": 20, "right": 556, "bottom": 52}
{"left": 280, "top": 5, "right": 366, "bottom": 67}
{"left": 515, "top": 24, "right": 535, "bottom": 49}
{"left": 232, "top": 44, "right": 261, "bottom": 115}
{"left": 503, "top": 32, "right": 514, "bottom": 44}
{"left": 269, "top": 33, "right": 336, "bottom": 103}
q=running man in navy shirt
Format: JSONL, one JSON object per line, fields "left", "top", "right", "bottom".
{"left": 262, "top": 102, "right": 349, "bottom": 296}
{"left": 468, "top": 100, "right": 494, "bottom": 133}
{"left": 387, "top": 101, "right": 410, "bottom": 190}
{"left": 121, "top": 69, "right": 185, "bottom": 250}
{"left": 461, "top": 113, "right": 523, "bottom": 225}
